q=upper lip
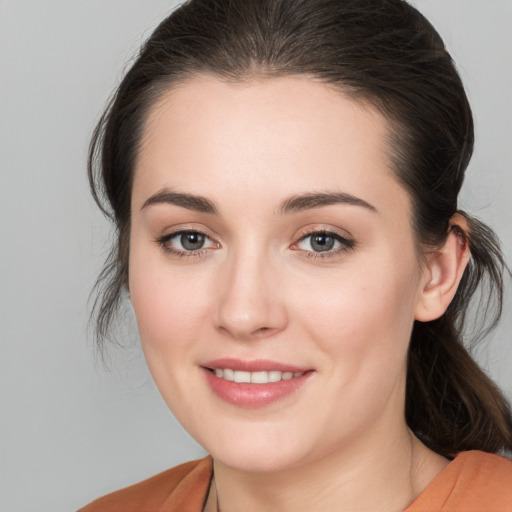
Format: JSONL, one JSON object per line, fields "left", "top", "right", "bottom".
{"left": 202, "top": 358, "right": 311, "bottom": 373}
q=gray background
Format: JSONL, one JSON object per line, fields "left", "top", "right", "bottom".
{"left": 0, "top": 1, "right": 510, "bottom": 511}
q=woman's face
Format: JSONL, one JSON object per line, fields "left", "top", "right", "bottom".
{"left": 129, "top": 76, "right": 429, "bottom": 472}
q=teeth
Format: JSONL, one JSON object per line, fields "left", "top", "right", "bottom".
{"left": 234, "top": 371, "right": 251, "bottom": 383}
{"left": 268, "top": 371, "right": 281, "bottom": 382}
{"left": 212, "top": 369, "right": 305, "bottom": 384}
{"left": 251, "top": 371, "right": 268, "bottom": 384}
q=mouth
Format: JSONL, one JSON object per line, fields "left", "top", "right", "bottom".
{"left": 201, "top": 358, "right": 314, "bottom": 408}
{"left": 206, "top": 368, "right": 305, "bottom": 384}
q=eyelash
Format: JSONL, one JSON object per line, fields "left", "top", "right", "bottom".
{"left": 156, "top": 230, "right": 219, "bottom": 259}
{"left": 292, "top": 229, "right": 355, "bottom": 260}
{"left": 156, "top": 228, "right": 355, "bottom": 260}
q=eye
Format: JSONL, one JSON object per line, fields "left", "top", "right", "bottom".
{"left": 157, "top": 230, "right": 218, "bottom": 256}
{"left": 294, "top": 230, "right": 354, "bottom": 256}
{"left": 176, "top": 231, "right": 209, "bottom": 251}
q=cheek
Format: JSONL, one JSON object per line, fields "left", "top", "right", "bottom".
{"left": 294, "top": 256, "right": 420, "bottom": 371}
{"left": 292, "top": 260, "right": 420, "bottom": 435}
{"left": 128, "top": 245, "right": 213, "bottom": 356}
{"left": 128, "top": 247, "right": 219, "bottom": 421}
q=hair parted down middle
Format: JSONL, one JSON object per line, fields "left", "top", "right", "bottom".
{"left": 88, "top": 0, "right": 512, "bottom": 458}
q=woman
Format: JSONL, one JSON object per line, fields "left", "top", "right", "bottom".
{"left": 80, "top": 0, "right": 512, "bottom": 510}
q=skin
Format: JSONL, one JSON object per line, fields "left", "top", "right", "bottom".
{"left": 129, "top": 75, "right": 469, "bottom": 512}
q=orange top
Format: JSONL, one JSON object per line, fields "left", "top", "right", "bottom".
{"left": 79, "top": 450, "right": 512, "bottom": 512}
{"left": 405, "top": 450, "right": 512, "bottom": 512}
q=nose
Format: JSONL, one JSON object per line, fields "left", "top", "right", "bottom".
{"left": 214, "top": 249, "right": 288, "bottom": 341}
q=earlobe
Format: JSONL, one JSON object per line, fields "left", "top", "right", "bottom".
{"left": 414, "top": 216, "right": 470, "bottom": 322}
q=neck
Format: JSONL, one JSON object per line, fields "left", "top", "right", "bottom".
{"left": 205, "top": 420, "right": 448, "bottom": 512}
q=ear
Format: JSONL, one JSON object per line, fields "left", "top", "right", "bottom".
{"left": 414, "top": 215, "right": 470, "bottom": 322}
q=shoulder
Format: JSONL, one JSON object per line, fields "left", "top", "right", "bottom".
{"left": 407, "top": 450, "right": 512, "bottom": 512}
{"left": 78, "top": 456, "right": 212, "bottom": 512}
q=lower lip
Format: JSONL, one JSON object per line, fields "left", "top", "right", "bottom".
{"left": 202, "top": 368, "right": 312, "bottom": 408}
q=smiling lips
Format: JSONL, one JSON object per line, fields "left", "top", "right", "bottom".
{"left": 202, "top": 358, "right": 313, "bottom": 408}
{"left": 213, "top": 368, "right": 305, "bottom": 383}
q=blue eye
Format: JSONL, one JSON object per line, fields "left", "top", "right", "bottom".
{"left": 296, "top": 231, "right": 354, "bottom": 254}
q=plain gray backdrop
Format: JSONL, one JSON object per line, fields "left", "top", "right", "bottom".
{"left": 0, "top": 1, "right": 510, "bottom": 511}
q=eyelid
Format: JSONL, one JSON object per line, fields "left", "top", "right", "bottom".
{"left": 290, "top": 226, "right": 355, "bottom": 257}
{"left": 169, "top": 230, "right": 216, "bottom": 248}
{"left": 155, "top": 225, "right": 221, "bottom": 258}
{"left": 293, "top": 224, "right": 354, "bottom": 243}
{"left": 156, "top": 222, "right": 219, "bottom": 242}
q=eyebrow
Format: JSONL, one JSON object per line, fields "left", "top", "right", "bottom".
{"left": 141, "top": 189, "right": 218, "bottom": 214}
{"left": 279, "top": 192, "right": 377, "bottom": 215}
{"left": 141, "top": 189, "right": 376, "bottom": 216}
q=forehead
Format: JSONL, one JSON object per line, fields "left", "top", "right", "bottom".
{"left": 139, "top": 74, "right": 387, "bottom": 162}
{"left": 133, "top": 74, "right": 409, "bottom": 218}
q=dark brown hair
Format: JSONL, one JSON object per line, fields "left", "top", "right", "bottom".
{"left": 88, "top": 0, "right": 512, "bottom": 457}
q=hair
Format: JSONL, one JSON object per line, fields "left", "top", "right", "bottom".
{"left": 88, "top": 0, "right": 512, "bottom": 457}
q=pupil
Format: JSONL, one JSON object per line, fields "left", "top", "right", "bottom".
{"left": 181, "top": 232, "right": 205, "bottom": 250}
{"left": 311, "top": 234, "right": 334, "bottom": 252}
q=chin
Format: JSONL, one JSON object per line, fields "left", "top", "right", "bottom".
{"left": 196, "top": 422, "right": 315, "bottom": 473}
{"left": 211, "top": 443, "right": 303, "bottom": 473}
